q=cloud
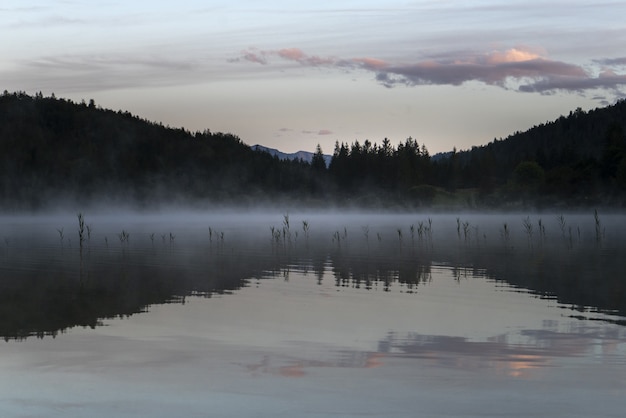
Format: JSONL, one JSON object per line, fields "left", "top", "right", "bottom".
{"left": 276, "top": 48, "right": 335, "bottom": 66}
{"left": 240, "top": 51, "right": 267, "bottom": 65}
{"left": 235, "top": 47, "right": 626, "bottom": 99}
{"left": 593, "top": 57, "right": 626, "bottom": 66}
{"left": 3, "top": 53, "right": 202, "bottom": 93}
{"left": 299, "top": 129, "right": 333, "bottom": 136}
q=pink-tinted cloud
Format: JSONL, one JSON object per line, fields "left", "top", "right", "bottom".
{"left": 318, "top": 129, "right": 333, "bottom": 135}
{"left": 277, "top": 48, "right": 335, "bottom": 66}
{"left": 234, "top": 47, "right": 626, "bottom": 98}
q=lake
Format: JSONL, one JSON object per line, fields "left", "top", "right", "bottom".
{"left": 1, "top": 211, "right": 625, "bottom": 417}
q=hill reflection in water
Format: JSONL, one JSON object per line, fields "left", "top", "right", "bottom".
{"left": 2, "top": 212, "right": 626, "bottom": 417}
{"left": 1, "top": 211, "right": 625, "bottom": 340}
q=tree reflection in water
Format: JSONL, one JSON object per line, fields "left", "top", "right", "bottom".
{"left": 1, "top": 212, "right": 625, "bottom": 340}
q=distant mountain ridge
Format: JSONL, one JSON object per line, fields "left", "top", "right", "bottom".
{"left": 251, "top": 144, "right": 332, "bottom": 167}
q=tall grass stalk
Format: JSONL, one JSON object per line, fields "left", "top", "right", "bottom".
{"left": 362, "top": 225, "right": 370, "bottom": 242}
{"left": 500, "top": 223, "right": 510, "bottom": 249}
{"left": 302, "top": 220, "right": 310, "bottom": 241}
{"left": 537, "top": 218, "right": 546, "bottom": 244}
{"left": 462, "top": 221, "right": 470, "bottom": 242}
{"left": 522, "top": 216, "right": 533, "bottom": 248}
{"left": 77, "top": 213, "right": 85, "bottom": 249}
{"left": 57, "top": 228, "right": 64, "bottom": 245}
{"left": 594, "top": 209, "right": 603, "bottom": 243}
{"left": 118, "top": 230, "right": 130, "bottom": 245}
{"left": 556, "top": 215, "right": 566, "bottom": 238}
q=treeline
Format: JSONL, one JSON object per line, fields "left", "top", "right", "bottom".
{"left": 430, "top": 103, "right": 626, "bottom": 207}
{"left": 1, "top": 90, "right": 626, "bottom": 209}
{"left": 0, "top": 91, "right": 324, "bottom": 209}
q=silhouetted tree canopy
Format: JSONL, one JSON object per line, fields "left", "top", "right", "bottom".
{"left": 1, "top": 91, "right": 626, "bottom": 209}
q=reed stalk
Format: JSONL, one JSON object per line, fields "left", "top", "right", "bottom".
{"left": 77, "top": 213, "right": 85, "bottom": 249}
{"left": 594, "top": 209, "right": 603, "bottom": 243}
{"left": 556, "top": 215, "right": 566, "bottom": 238}
{"left": 522, "top": 216, "right": 533, "bottom": 247}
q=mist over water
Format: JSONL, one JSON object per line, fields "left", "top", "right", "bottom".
{"left": 1, "top": 209, "right": 626, "bottom": 417}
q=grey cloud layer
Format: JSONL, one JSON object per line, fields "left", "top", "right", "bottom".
{"left": 238, "top": 47, "right": 626, "bottom": 99}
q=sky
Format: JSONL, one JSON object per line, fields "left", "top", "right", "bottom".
{"left": 2, "top": 1, "right": 626, "bottom": 155}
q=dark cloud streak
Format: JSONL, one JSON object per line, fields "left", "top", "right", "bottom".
{"left": 236, "top": 47, "right": 626, "bottom": 100}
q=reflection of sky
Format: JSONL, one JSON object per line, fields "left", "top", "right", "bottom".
{"left": 2, "top": 212, "right": 626, "bottom": 416}
{"left": 3, "top": 1, "right": 626, "bottom": 154}
{"left": 1, "top": 267, "right": 626, "bottom": 417}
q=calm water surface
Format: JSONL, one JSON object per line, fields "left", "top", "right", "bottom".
{"left": 1, "top": 212, "right": 625, "bottom": 417}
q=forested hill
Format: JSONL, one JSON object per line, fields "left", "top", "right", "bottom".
{"left": 1, "top": 90, "right": 625, "bottom": 210}
{"left": 429, "top": 99, "right": 626, "bottom": 206}
{"left": 0, "top": 91, "right": 323, "bottom": 209}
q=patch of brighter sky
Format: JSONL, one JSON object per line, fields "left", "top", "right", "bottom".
{"left": 2, "top": 1, "right": 626, "bottom": 154}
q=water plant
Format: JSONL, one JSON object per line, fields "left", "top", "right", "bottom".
{"left": 272, "top": 228, "right": 282, "bottom": 244}
{"left": 282, "top": 214, "right": 292, "bottom": 244}
{"left": 416, "top": 222, "right": 424, "bottom": 240}
{"left": 56, "top": 227, "right": 64, "bottom": 245}
{"left": 462, "top": 221, "right": 471, "bottom": 242}
{"left": 149, "top": 233, "right": 155, "bottom": 244}
{"left": 77, "top": 213, "right": 85, "bottom": 249}
{"left": 362, "top": 225, "right": 370, "bottom": 242}
{"left": 500, "top": 222, "right": 510, "bottom": 248}
{"left": 118, "top": 230, "right": 130, "bottom": 244}
{"left": 537, "top": 218, "right": 546, "bottom": 244}
{"left": 424, "top": 218, "right": 433, "bottom": 246}
{"left": 594, "top": 209, "right": 603, "bottom": 243}
{"left": 556, "top": 215, "right": 566, "bottom": 238}
{"left": 332, "top": 230, "right": 341, "bottom": 245}
{"left": 522, "top": 216, "right": 533, "bottom": 247}
{"left": 302, "top": 220, "right": 310, "bottom": 241}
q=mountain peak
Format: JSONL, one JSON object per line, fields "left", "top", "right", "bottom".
{"left": 251, "top": 144, "right": 332, "bottom": 167}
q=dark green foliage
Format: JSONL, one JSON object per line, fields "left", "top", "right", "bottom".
{"left": 0, "top": 92, "right": 325, "bottom": 208}
{"left": 327, "top": 137, "right": 432, "bottom": 202}
{"left": 512, "top": 161, "right": 545, "bottom": 191}
{"left": 1, "top": 91, "right": 626, "bottom": 209}
{"left": 430, "top": 100, "right": 626, "bottom": 206}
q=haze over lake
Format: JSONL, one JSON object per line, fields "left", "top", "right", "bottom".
{"left": 1, "top": 210, "right": 625, "bottom": 417}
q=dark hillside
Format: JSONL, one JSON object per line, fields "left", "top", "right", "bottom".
{"left": 430, "top": 100, "right": 626, "bottom": 207}
{"left": 1, "top": 91, "right": 625, "bottom": 210}
{"left": 0, "top": 92, "right": 323, "bottom": 209}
